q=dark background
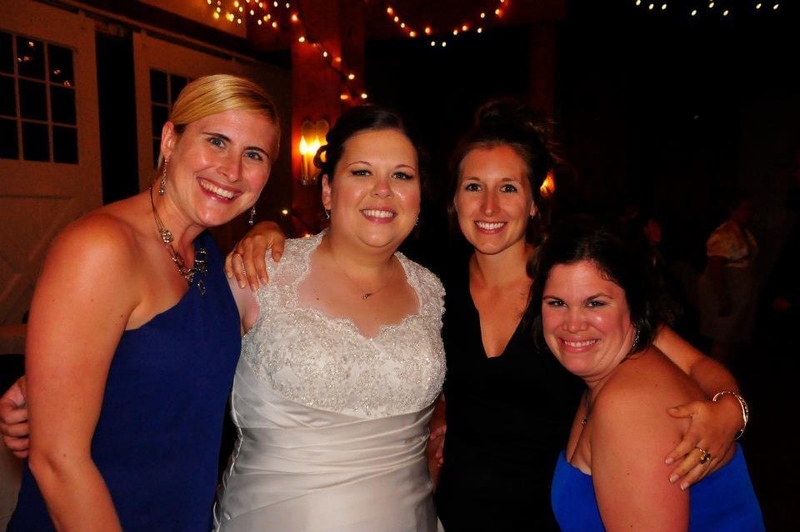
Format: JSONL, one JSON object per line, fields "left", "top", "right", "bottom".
{"left": 365, "top": 0, "right": 799, "bottom": 278}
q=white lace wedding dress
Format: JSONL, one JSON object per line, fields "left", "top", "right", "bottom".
{"left": 214, "top": 231, "right": 446, "bottom": 531}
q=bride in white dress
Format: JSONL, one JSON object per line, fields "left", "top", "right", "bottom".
{"left": 215, "top": 104, "right": 446, "bottom": 531}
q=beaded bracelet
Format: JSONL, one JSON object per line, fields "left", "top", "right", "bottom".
{"left": 712, "top": 390, "right": 749, "bottom": 440}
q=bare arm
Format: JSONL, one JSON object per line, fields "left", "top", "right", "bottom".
{"left": 25, "top": 217, "right": 137, "bottom": 530}
{"left": 426, "top": 393, "right": 446, "bottom": 490}
{"left": 654, "top": 325, "right": 744, "bottom": 489}
{"left": 592, "top": 379, "right": 691, "bottom": 531}
{"left": 655, "top": 325, "right": 739, "bottom": 393}
{"left": 0, "top": 376, "right": 28, "bottom": 458}
{"left": 224, "top": 221, "right": 287, "bottom": 291}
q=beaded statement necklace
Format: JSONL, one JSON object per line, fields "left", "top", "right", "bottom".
{"left": 149, "top": 186, "right": 208, "bottom": 295}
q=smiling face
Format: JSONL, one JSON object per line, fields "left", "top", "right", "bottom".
{"left": 161, "top": 108, "right": 278, "bottom": 228}
{"left": 321, "top": 128, "right": 420, "bottom": 251}
{"left": 453, "top": 144, "right": 536, "bottom": 256}
{"left": 541, "top": 260, "right": 637, "bottom": 383}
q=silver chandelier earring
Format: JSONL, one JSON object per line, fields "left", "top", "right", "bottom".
{"left": 159, "top": 159, "right": 168, "bottom": 196}
{"left": 249, "top": 206, "right": 256, "bottom": 227}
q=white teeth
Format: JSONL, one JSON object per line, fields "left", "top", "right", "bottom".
{"left": 362, "top": 209, "right": 394, "bottom": 219}
{"left": 201, "top": 181, "right": 235, "bottom": 200}
{"left": 563, "top": 339, "right": 596, "bottom": 348}
{"left": 476, "top": 221, "right": 504, "bottom": 230}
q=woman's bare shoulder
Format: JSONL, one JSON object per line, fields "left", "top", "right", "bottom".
{"left": 596, "top": 349, "right": 702, "bottom": 427}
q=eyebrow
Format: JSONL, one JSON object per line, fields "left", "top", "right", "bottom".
{"left": 345, "top": 161, "right": 417, "bottom": 171}
{"left": 542, "top": 292, "right": 610, "bottom": 300}
{"left": 463, "top": 175, "right": 522, "bottom": 183}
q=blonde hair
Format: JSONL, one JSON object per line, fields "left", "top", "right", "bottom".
{"left": 157, "top": 74, "right": 281, "bottom": 170}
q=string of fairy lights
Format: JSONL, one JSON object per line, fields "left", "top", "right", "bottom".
{"left": 378, "top": 0, "right": 508, "bottom": 47}
{"left": 205, "top": 0, "right": 509, "bottom": 102}
{"left": 206, "top": 1, "right": 784, "bottom": 101}
{"left": 632, "top": 0, "right": 781, "bottom": 19}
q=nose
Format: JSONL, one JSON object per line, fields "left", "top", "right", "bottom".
{"left": 563, "top": 308, "right": 586, "bottom": 333}
{"left": 482, "top": 191, "right": 498, "bottom": 216}
{"left": 219, "top": 153, "right": 243, "bottom": 182}
{"left": 372, "top": 174, "right": 393, "bottom": 198}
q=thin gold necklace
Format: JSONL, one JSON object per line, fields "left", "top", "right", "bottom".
{"left": 581, "top": 391, "right": 591, "bottom": 426}
{"left": 149, "top": 186, "right": 208, "bottom": 294}
{"left": 330, "top": 251, "right": 398, "bottom": 300}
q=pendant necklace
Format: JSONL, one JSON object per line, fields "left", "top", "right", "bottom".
{"left": 149, "top": 186, "right": 208, "bottom": 294}
{"left": 330, "top": 252, "right": 397, "bottom": 300}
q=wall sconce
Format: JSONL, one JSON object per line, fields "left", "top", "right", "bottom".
{"left": 539, "top": 169, "right": 555, "bottom": 199}
{"left": 299, "top": 118, "right": 329, "bottom": 186}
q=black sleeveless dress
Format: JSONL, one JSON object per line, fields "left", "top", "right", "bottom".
{"left": 434, "top": 259, "right": 583, "bottom": 531}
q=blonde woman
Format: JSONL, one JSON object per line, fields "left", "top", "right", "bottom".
{"left": 7, "top": 75, "right": 280, "bottom": 531}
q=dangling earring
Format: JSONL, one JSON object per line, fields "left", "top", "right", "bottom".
{"left": 159, "top": 159, "right": 168, "bottom": 196}
{"left": 248, "top": 206, "right": 256, "bottom": 227}
{"left": 633, "top": 328, "right": 640, "bottom": 349}
{"left": 324, "top": 209, "right": 331, "bottom": 220}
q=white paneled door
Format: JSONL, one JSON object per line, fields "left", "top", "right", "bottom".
{"left": 0, "top": 0, "right": 101, "bottom": 326}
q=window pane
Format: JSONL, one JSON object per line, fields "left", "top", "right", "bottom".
{"left": 22, "top": 121, "right": 49, "bottom": 161}
{"left": 0, "top": 118, "right": 18, "bottom": 159}
{"left": 53, "top": 125, "right": 78, "bottom": 164}
{"left": 51, "top": 85, "right": 76, "bottom": 124}
{"left": 151, "top": 104, "right": 168, "bottom": 137}
{"left": 48, "top": 44, "right": 74, "bottom": 87}
{"left": 16, "top": 37, "right": 44, "bottom": 80}
{"left": 19, "top": 79, "right": 46, "bottom": 120}
{"left": 170, "top": 75, "right": 189, "bottom": 104}
{"left": 0, "top": 32, "right": 12, "bottom": 74}
{"left": 0, "top": 75, "right": 15, "bottom": 116}
{"left": 150, "top": 70, "right": 167, "bottom": 104}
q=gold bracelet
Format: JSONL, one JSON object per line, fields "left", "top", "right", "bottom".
{"left": 712, "top": 390, "right": 749, "bottom": 440}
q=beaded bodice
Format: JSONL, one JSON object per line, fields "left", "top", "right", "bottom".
{"left": 241, "top": 231, "right": 446, "bottom": 418}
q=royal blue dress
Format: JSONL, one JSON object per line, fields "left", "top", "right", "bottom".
{"left": 9, "top": 232, "right": 241, "bottom": 531}
{"left": 551, "top": 444, "right": 766, "bottom": 531}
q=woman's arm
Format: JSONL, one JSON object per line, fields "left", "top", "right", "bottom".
{"left": 0, "top": 376, "right": 28, "bottom": 458}
{"left": 25, "top": 217, "right": 137, "bottom": 530}
{"left": 655, "top": 325, "right": 739, "bottom": 395}
{"left": 227, "top": 274, "right": 261, "bottom": 334}
{"left": 592, "top": 375, "right": 692, "bottom": 531}
{"left": 426, "top": 393, "right": 446, "bottom": 490}
{"left": 654, "top": 325, "right": 745, "bottom": 489}
{"left": 224, "top": 221, "right": 287, "bottom": 291}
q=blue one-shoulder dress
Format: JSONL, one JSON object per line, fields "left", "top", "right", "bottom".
{"left": 9, "top": 232, "right": 241, "bottom": 531}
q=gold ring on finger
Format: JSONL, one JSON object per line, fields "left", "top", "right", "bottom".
{"left": 696, "top": 446, "right": 711, "bottom": 465}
